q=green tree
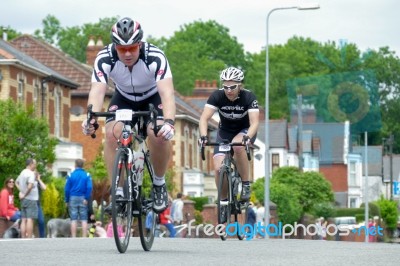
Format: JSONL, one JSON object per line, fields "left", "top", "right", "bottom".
{"left": 87, "top": 146, "right": 108, "bottom": 182}
{"left": 252, "top": 176, "right": 302, "bottom": 225}
{"left": 376, "top": 197, "right": 398, "bottom": 234}
{"left": 0, "top": 26, "right": 21, "bottom": 40}
{"left": 34, "top": 14, "right": 61, "bottom": 45}
{"left": 272, "top": 167, "right": 334, "bottom": 213}
{"left": 57, "top": 17, "right": 117, "bottom": 63}
{"left": 0, "top": 100, "right": 57, "bottom": 186}
{"left": 252, "top": 167, "right": 334, "bottom": 224}
{"left": 163, "top": 20, "right": 247, "bottom": 95}
{"left": 42, "top": 182, "right": 63, "bottom": 218}
{"left": 34, "top": 14, "right": 118, "bottom": 63}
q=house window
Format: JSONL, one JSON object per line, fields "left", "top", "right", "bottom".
{"left": 184, "top": 127, "right": 189, "bottom": 168}
{"left": 34, "top": 79, "right": 40, "bottom": 103}
{"left": 193, "top": 130, "right": 199, "bottom": 169}
{"left": 18, "top": 79, "right": 25, "bottom": 102}
{"left": 187, "top": 191, "right": 196, "bottom": 197}
{"left": 54, "top": 88, "right": 61, "bottom": 138}
{"left": 272, "top": 153, "right": 280, "bottom": 172}
{"left": 58, "top": 170, "right": 69, "bottom": 178}
{"left": 349, "top": 197, "right": 357, "bottom": 208}
{"left": 349, "top": 161, "right": 357, "bottom": 186}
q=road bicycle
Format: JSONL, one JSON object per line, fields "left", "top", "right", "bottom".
{"left": 86, "top": 104, "right": 158, "bottom": 253}
{"left": 201, "top": 140, "right": 251, "bottom": 241}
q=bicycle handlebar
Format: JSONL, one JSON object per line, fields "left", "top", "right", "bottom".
{"left": 200, "top": 141, "right": 251, "bottom": 161}
{"left": 86, "top": 104, "right": 159, "bottom": 139}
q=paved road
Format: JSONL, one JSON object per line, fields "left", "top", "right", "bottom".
{"left": 0, "top": 237, "right": 398, "bottom": 266}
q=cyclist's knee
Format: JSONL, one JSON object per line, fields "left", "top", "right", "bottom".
{"left": 232, "top": 145, "right": 245, "bottom": 153}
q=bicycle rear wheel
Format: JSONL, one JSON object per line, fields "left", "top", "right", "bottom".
{"left": 217, "top": 168, "right": 232, "bottom": 241}
{"left": 111, "top": 148, "right": 133, "bottom": 253}
{"left": 138, "top": 153, "right": 156, "bottom": 251}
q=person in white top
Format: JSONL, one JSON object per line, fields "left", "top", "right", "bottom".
{"left": 15, "top": 158, "right": 45, "bottom": 238}
{"left": 255, "top": 201, "right": 265, "bottom": 238}
{"left": 171, "top": 192, "right": 184, "bottom": 225}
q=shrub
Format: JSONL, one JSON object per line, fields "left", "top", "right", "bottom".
{"left": 189, "top": 196, "right": 209, "bottom": 211}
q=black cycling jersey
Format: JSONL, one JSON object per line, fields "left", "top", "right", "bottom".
{"left": 206, "top": 89, "right": 259, "bottom": 133}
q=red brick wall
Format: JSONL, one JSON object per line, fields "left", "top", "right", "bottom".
{"left": 320, "top": 164, "right": 348, "bottom": 192}
{"left": 70, "top": 120, "right": 104, "bottom": 163}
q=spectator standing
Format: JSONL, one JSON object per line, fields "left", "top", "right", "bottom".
{"left": 255, "top": 201, "right": 265, "bottom": 239}
{"left": 0, "top": 177, "right": 21, "bottom": 222}
{"left": 172, "top": 192, "right": 184, "bottom": 225}
{"left": 35, "top": 171, "right": 46, "bottom": 238}
{"left": 246, "top": 202, "right": 256, "bottom": 231}
{"left": 15, "top": 158, "right": 43, "bottom": 238}
{"left": 64, "top": 159, "right": 93, "bottom": 237}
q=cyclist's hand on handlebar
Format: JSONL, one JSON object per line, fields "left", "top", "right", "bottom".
{"left": 157, "top": 120, "right": 174, "bottom": 141}
{"left": 198, "top": 136, "right": 208, "bottom": 147}
{"left": 242, "top": 135, "right": 251, "bottom": 146}
{"left": 81, "top": 118, "right": 98, "bottom": 136}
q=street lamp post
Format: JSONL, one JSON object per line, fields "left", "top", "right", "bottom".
{"left": 264, "top": 3, "right": 320, "bottom": 238}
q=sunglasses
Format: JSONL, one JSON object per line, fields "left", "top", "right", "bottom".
{"left": 223, "top": 84, "right": 239, "bottom": 91}
{"left": 115, "top": 44, "right": 140, "bottom": 54}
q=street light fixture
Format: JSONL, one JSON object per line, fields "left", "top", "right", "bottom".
{"left": 264, "top": 3, "right": 320, "bottom": 238}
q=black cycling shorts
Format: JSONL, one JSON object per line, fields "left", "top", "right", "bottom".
{"left": 106, "top": 90, "right": 164, "bottom": 136}
{"left": 214, "top": 128, "right": 257, "bottom": 156}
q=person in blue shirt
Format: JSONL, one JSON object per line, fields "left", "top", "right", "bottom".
{"left": 65, "top": 159, "right": 93, "bottom": 237}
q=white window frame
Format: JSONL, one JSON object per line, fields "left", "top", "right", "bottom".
{"left": 184, "top": 126, "right": 189, "bottom": 168}
{"left": 349, "top": 160, "right": 357, "bottom": 186}
{"left": 54, "top": 88, "right": 61, "bottom": 138}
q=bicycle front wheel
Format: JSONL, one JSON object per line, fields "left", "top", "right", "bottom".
{"left": 217, "top": 168, "right": 231, "bottom": 241}
{"left": 138, "top": 153, "right": 156, "bottom": 251}
{"left": 111, "top": 148, "right": 133, "bottom": 253}
{"left": 234, "top": 200, "right": 248, "bottom": 240}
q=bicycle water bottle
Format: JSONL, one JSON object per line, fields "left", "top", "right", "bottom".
{"left": 133, "top": 151, "right": 145, "bottom": 185}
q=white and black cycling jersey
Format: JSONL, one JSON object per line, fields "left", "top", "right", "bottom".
{"left": 206, "top": 89, "right": 259, "bottom": 133}
{"left": 91, "top": 42, "right": 172, "bottom": 102}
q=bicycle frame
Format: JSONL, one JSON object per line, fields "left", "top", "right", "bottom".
{"left": 201, "top": 140, "right": 251, "bottom": 240}
{"left": 86, "top": 104, "right": 159, "bottom": 252}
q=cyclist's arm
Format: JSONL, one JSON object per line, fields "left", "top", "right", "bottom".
{"left": 199, "top": 106, "right": 215, "bottom": 136}
{"left": 87, "top": 82, "right": 107, "bottom": 112}
{"left": 157, "top": 78, "right": 176, "bottom": 121}
{"left": 247, "top": 110, "right": 260, "bottom": 139}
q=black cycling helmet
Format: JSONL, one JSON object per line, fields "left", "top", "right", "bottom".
{"left": 220, "top": 67, "right": 244, "bottom": 82}
{"left": 111, "top": 17, "right": 143, "bottom": 45}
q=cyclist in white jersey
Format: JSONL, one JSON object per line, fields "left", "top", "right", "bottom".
{"left": 82, "top": 17, "right": 175, "bottom": 213}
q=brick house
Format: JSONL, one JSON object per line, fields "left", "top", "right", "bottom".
{"left": 10, "top": 35, "right": 113, "bottom": 174}
{"left": 0, "top": 39, "right": 78, "bottom": 176}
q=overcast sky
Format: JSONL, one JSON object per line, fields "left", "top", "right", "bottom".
{"left": 1, "top": 0, "right": 399, "bottom": 56}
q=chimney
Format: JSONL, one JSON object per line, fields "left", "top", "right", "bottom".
{"left": 192, "top": 79, "right": 218, "bottom": 98}
{"left": 86, "top": 36, "right": 103, "bottom": 66}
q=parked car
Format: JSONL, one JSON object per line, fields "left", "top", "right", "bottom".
{"left": 334, "top": 216, "right": 357, "bottom": 230}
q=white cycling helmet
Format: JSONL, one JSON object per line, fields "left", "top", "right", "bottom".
{"left": 111, "top": 17, "right": 143, "bottom": 45}
{"left": 220, "top": 67, "right": 244, "bottom": 82}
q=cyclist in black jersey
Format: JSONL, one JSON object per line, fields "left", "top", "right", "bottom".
{"left": 82, "top": 17, "right": 175, "bottom": 214}
{"left": 199, "top": 67, "right": 260, "bottom": 202}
